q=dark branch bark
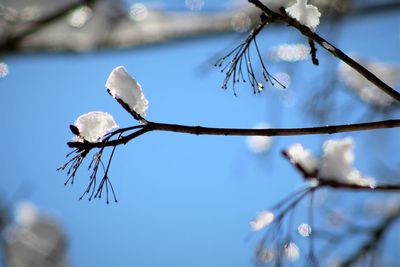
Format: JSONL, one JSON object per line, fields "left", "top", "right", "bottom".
{"left": 318, "top": 180, "right": 400, "bottom": 192}
{"left": 68, "top": 119, "right": 400, "bottom": 149}
{"left": 248, "top": 0, "right": 400, "bottom": 103}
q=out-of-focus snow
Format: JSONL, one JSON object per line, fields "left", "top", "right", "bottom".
{"left": 106, "top": 66, "right": 149, "bottom": 117}
{"left": 246, "top": 122, "right": 273, "bottom": 154}
{"left": 286, "top": 137, "right": 375, "bottom": 187}
{"left": 320, "top": 137, "right": 354, "bottom": 180}
{"left": 338, "top": 57, "right": 400, "bottom": 108}
{"left": 73, "top": 111, "right": 118, "bottom": 143}
{"left": 286, "top": 143, "right": 318, "bottom": 174}
{"left": 262, "top": 0, "right": 295, "bottom": 12}
{"left": 269, "top": 43, "right": 309, "bottom": 62}
{"left": 320, "top": 137, "right": 375, "bottom": 187}
{"left": 15, "top": 202, "right": 38, "bottom": 227}
{"left": 5, "top": 202, "right": 68, "bottom": 267}
{"left": 285, "top": 0, "right": 321, "bottom": 31}
{"left": 250, "top": 210, "right": 275, "bottom": 231}
{"left": 284, "top": 242, "right": 300, "bottom": 262}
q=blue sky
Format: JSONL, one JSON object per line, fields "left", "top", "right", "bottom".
{"left": 0, "top": 3, "right": 399, "bottom": 267}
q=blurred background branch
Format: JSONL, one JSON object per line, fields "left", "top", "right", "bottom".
{"left": 0, "top": 0, "right": 400, "bottom": 54}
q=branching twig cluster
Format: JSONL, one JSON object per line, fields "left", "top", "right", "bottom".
{"left": 216, "top": 14, "right": 284, "bottom": 95}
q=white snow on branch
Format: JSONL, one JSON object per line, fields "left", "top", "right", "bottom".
{"left": 320, "top": 137, "right": 375, "bottom": 187}
{"left": 15, "top": 202, "right": 38, "bottom": 227}
{"left": 73, "top": 111, "right": 118, "bottom": 143}
{"left": 246, "top": 122, "right": 273, "bottom": 154}
{"left": 285, "top": 0, "right": 321, "bottom": 31}
{"left": 338, "top": 57, "right": 400, "bottom": 108}
{"left": 106, "top": 66, "right": 149, "bottom": 117}
{"left": 262, "top": 0, "right": 295, "bottom": 12}
{"left": 285, "top": 137, "right": 375, "bottom": 187}
{"left": 319, "top": 137, "right": 354, "bottom": 181}
{"left": 284, "top": 242, "right": 300, "bottom": 262}
{"left": 286, "top": 143, "right": 318, "bottom": 175}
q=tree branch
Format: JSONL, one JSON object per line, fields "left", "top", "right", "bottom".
{"left": 318, "top": 180, "right": 400, "bottom": 192}
{"left": 0, "top": 0, "right": 98, "bottom": 53}
{"left": 67, "top": 119, "right": 400, "bottom": 150}
{"left": 247, "top": 0, "right": 400, "bottom": 103}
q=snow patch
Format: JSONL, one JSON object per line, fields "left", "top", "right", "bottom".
{"left": 250, "top": 210, "right": 275, "bottom": 231}
{"left": 73, "top": 111, "right": 118, "bottom": 143}
{"left": 286, "top": 137, "right": 375, "bottom": 186}
{"left": 106, "top": 66, "right": 149, "bottom": 117}
{"left": 285, "top": 0, "right": 321, "bottom": 31}
{"left": 286, "top": 143, "right": 318, "bottom": 175}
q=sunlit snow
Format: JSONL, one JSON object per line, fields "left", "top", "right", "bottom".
{"left": 285, "top": 0, "right": 321, "bottom": 31}
{"left": 286, "top": 143, "right": 318, "bottom": 175}
{"left": 250, "top": 210, "right": 275, "bottom": 231}
{"left": 73, "top": 111, "right": 118, "bottom": 143}
{"left": 106, "top": 66, "right": 149, "bottom": 117}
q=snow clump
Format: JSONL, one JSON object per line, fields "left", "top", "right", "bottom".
{"left": 286, "top": 143, "right": 318, "bottom": 175}
{"left": 285, "top": 0, "right": 321, "bottom": 31}
{"left": 250, "top": 210, "right": 275, "bottom": 231}
{"left": 73, "top": 111, "right": 118, "bottom": 142}
{"left": 285, "top": 137, "right": 375, "bottom": 187}
{"left": 106, "top": 66, "right": 149, "bottom": 117}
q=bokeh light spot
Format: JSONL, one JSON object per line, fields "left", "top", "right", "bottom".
{"left": 129, "top": 3, "right": 148, "bottom": 22}
{"left": 298, "top": 223, "right": 312, "bottom": 237}
{"left": 0, "top": 62, "right": 9, "bottom": 78}
{"left": 231, "top": 12, "right": 251, "bottom": 33}
{"left": 68, "top": 6, "right": 92, "bottom": 28}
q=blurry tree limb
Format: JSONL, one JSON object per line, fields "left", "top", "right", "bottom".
{"left": 0, "top": 0, "right": 98, "bottom": 53}
{"left": 340, "top": 206, "right": 400, "bottom": 267}
{"left": 1, "top": 1, "right": 400, "bottom": 54}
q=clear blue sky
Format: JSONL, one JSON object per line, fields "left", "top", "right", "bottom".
{"left": 0, "top": 3, "right": 399, "bottom": 267}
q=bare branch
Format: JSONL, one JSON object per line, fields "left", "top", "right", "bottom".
{"left": 248, "top": 0, "right": 400, "bottom": 103}
{"left": 318, "top": 180, "right": 400, "bottom": 192}
{"left": 67, "top": 119, "right": 400, "bottom": 150}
